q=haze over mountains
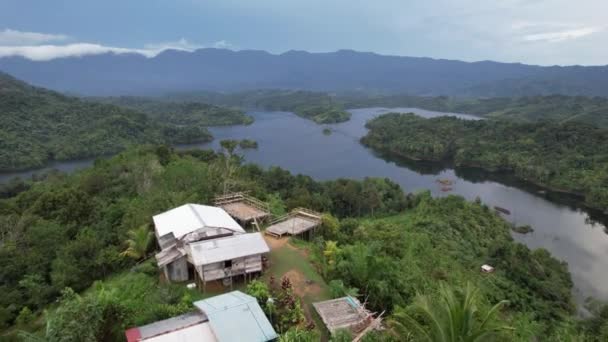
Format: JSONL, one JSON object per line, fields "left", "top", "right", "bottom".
{"left": 1, "top": 48, "right": 607, "bottom": 97}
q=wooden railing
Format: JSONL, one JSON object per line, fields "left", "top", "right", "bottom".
{"left": 268, "top": 207, "right": 322, "bottom": 225}
{"left": 213, "top": 192, "right": 270, "bottom": 213}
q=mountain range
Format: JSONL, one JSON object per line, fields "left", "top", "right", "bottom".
{"left": 1, "top": 49, "right": 607, "bottom": 97}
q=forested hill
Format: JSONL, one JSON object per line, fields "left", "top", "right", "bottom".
{"left": 2, "top": 48, "right": 608, "bottom": 96}
{"left": 361, "top": 113, "right": 608, "bottom": 210}
{"left": 2, "top": 145, "right": 597, "bottom": 340}
{"left": 0, "top": 72, "right": 212, "bottom": 172}
{"left": 89, "top": 96, "right": 254, "bottom": 126}
{"left": 167, "top": 89, "right": 351, "bottom": 124}
{"left": 342, "top": 94, "right": 608, "bottom": 127}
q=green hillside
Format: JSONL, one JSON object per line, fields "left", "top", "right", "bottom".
{"left": 0, "top": 73, "right": 211, "bottom": 171}
{"left": 342, "top": 94, "right": 608, "bottom": 127}
{"left": 90, "top": 96, "right": 253, "bottom": 126}
{"left": 1, "top": 146, "right": 602, "bottom": 340}
{"left": 362, "top": 113, "right": 608, "bottom": 210}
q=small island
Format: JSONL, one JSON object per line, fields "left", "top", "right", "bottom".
{"left": 322, "top": 128, "right": 332, "bottom": 135}
{"left": 238, "top": 139, "right": 258, "bottom": 149}
{"left": 512, "top": 224, "right": 534, "bottom": 234}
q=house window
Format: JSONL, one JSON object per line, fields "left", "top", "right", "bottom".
{"left": 224, "top": 260, "right": 233, "bottom": 268}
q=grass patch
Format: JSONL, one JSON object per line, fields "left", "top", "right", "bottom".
{"left": 262, "top": 236, "right": 332, "bottom": 338}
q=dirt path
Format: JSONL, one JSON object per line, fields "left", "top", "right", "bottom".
{"left": 283, "top": 268, "right": 323, "bottom": 320}
{"left": 263, "top": 234, "right": 289, "bottom": 249}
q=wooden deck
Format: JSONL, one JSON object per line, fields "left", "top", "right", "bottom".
{"left": 265, "top": 208, "right": 322, "bottom": 238}
{"left": 214, "top": 192, "right": 270, "bottom": 223}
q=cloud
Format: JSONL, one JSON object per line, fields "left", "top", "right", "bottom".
{"left": 0, "top": 31, "right": 228, "bottom": 61}
{"left": 0, "top": 28, "right": 68, "bottom": 45}
{"left": 523, "top": 27, "right": 602, "bottom": 43}
{"left": 144, "top": 38, "right": 202, "bottom": 51}
{"left": 0, "top": 44, "right": 160, "bottom": 61}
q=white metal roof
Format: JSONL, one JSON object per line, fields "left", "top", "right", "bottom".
{"left": 144, "top": 322, "right": 216, "bottom": 342}
{"left": 188, "top": 232, "right": 269, "bottom": 266}
{"left": 153, "top": 204, "right": 245, "bottom": 240}
{"left": 126, "top": 311, "right": 217, "bottom": 342}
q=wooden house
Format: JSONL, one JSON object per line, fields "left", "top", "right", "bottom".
{"left": 187, "top": 232, "right": 269, "bottom": 288}
{"left": 153, "top": 203, "right": 269, "bottom": 285}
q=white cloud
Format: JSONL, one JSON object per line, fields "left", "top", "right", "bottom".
{"left": 0, "top": 43, "right": 157, "bottom": 61}
{"left": 144, "top": 38, "right": 202, "bottom": 51}
{"left": 0, "top": 31, "right": 231, "bottom": 61}
{"left": 0, "top": 28, "right": 68, "bottom": 45}
{"left": 522, "top": 27, "right": 602, "bottom": 43}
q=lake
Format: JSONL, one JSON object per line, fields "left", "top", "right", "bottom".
{"left": 3, "top": 107, "right": 608, "bottom": 310}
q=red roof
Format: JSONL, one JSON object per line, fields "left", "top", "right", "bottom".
{"left": 125, "top": 327, "right": 142, "bottom": 342}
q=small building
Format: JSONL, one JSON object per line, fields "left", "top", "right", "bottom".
{"left": 265, "top": 208, "right": 322, "bottom": 239}
{"left": 125, "top": 311, "right": 214, "bottom": 342}
{"left": 188, "top": 232, "right": 270, "bottom": 287}
{"left": 153, "top": 204, "right": 270, "bottom": 285}
{"left": 313, "top": 296, "right": 374, "bottom": 335}
{"left": 153, "top": 203, "right": 245, "bottom": 242}
{"left": 193, "top": 291, "right": 278, "bottom": 341}
{"left": 214, "top": 192, "right": 271, "bottom": 228}
{"left": 125, "top": 291, "right": 277, "bottom": 342}
{"left": 481, "top": 264, "right": 495, "bottom": 273}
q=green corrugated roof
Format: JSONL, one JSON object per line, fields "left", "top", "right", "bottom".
{"left": 194, "top": 291, "right": 278, "bottom": 342}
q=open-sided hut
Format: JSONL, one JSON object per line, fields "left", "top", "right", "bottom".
{"left": 214, "top": 192, "right": 270, "bottom": 228}
{"left": 265, "top": 207, "right": 322, "bottom": 239}
{"left": 313, "top": 296, "right": 374, "bottom": 336}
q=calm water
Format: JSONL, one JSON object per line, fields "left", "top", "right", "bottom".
{"left": 3, "top": 107, "right": 608, "bottom": 308}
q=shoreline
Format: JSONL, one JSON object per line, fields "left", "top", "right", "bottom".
{"left": 365, "top": 143, "right": 604, "bottom": 213}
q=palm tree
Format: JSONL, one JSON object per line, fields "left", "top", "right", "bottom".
{"left": 390, "top": 282, "right": 511, "bottom": 342}
{"left": 121, "top": 224, "right": 153, "bottom": 260}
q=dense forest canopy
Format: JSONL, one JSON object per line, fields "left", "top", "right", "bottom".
{"left": 168, "top": 89, "right": 351, "bottom": 124}
{"left": 1, "top": 146, "right": 605, "bottom": 340}
{"left": 0, "top": 73, "right": 213, "bottom": 172}
{"left": 0, "top": 73, "right": 265, "bottom": 172}
{"left": 340, "top": 94, "right": 608, "bottom": 127}
{"left": 362, "top": 113, "right": 608, "bottom": 210}
{"left": 150, "top": 90, "right": 608, "bottom": 127}
{"left": 89, "top": 96, "right": 253, "bottom": 126}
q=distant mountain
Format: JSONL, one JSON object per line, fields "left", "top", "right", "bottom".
{"left": 0, "top": 72, "right": 211, "bottom": 171}
{"left": 1, "top": 49, "right": 607, "bottom": 97}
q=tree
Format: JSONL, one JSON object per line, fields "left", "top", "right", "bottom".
{"left": 247, "top": 280, "right": 271, "bottom": 307}
{"left": 120, "top": 224, "right": 153, "bottom": 260}
{"left": 275, "top": 276, "right": 305, "bottom": 333}
{"left": 323, "top": 240, "right": 340, "bottom": 276}
{"left": 219, "top": 139, "right": 241, "bottom": 193}
{"left": 15, "top": 306, "right": 34, "bottom": 325}
{"left": 279, "top": 328, "right": 319, "bottom": 342}
{"left": 390, "top": 282, "right": 511, "bottom": 342}
{"left": 321, "top": 213, "right": 340, "bottom": 240}
{"left": 328, "top": 280, "right": 359, "bottom": 299}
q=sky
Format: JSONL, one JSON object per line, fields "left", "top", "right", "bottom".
{"left": 0, "top": 0, "right": 606, "bottom": 65}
